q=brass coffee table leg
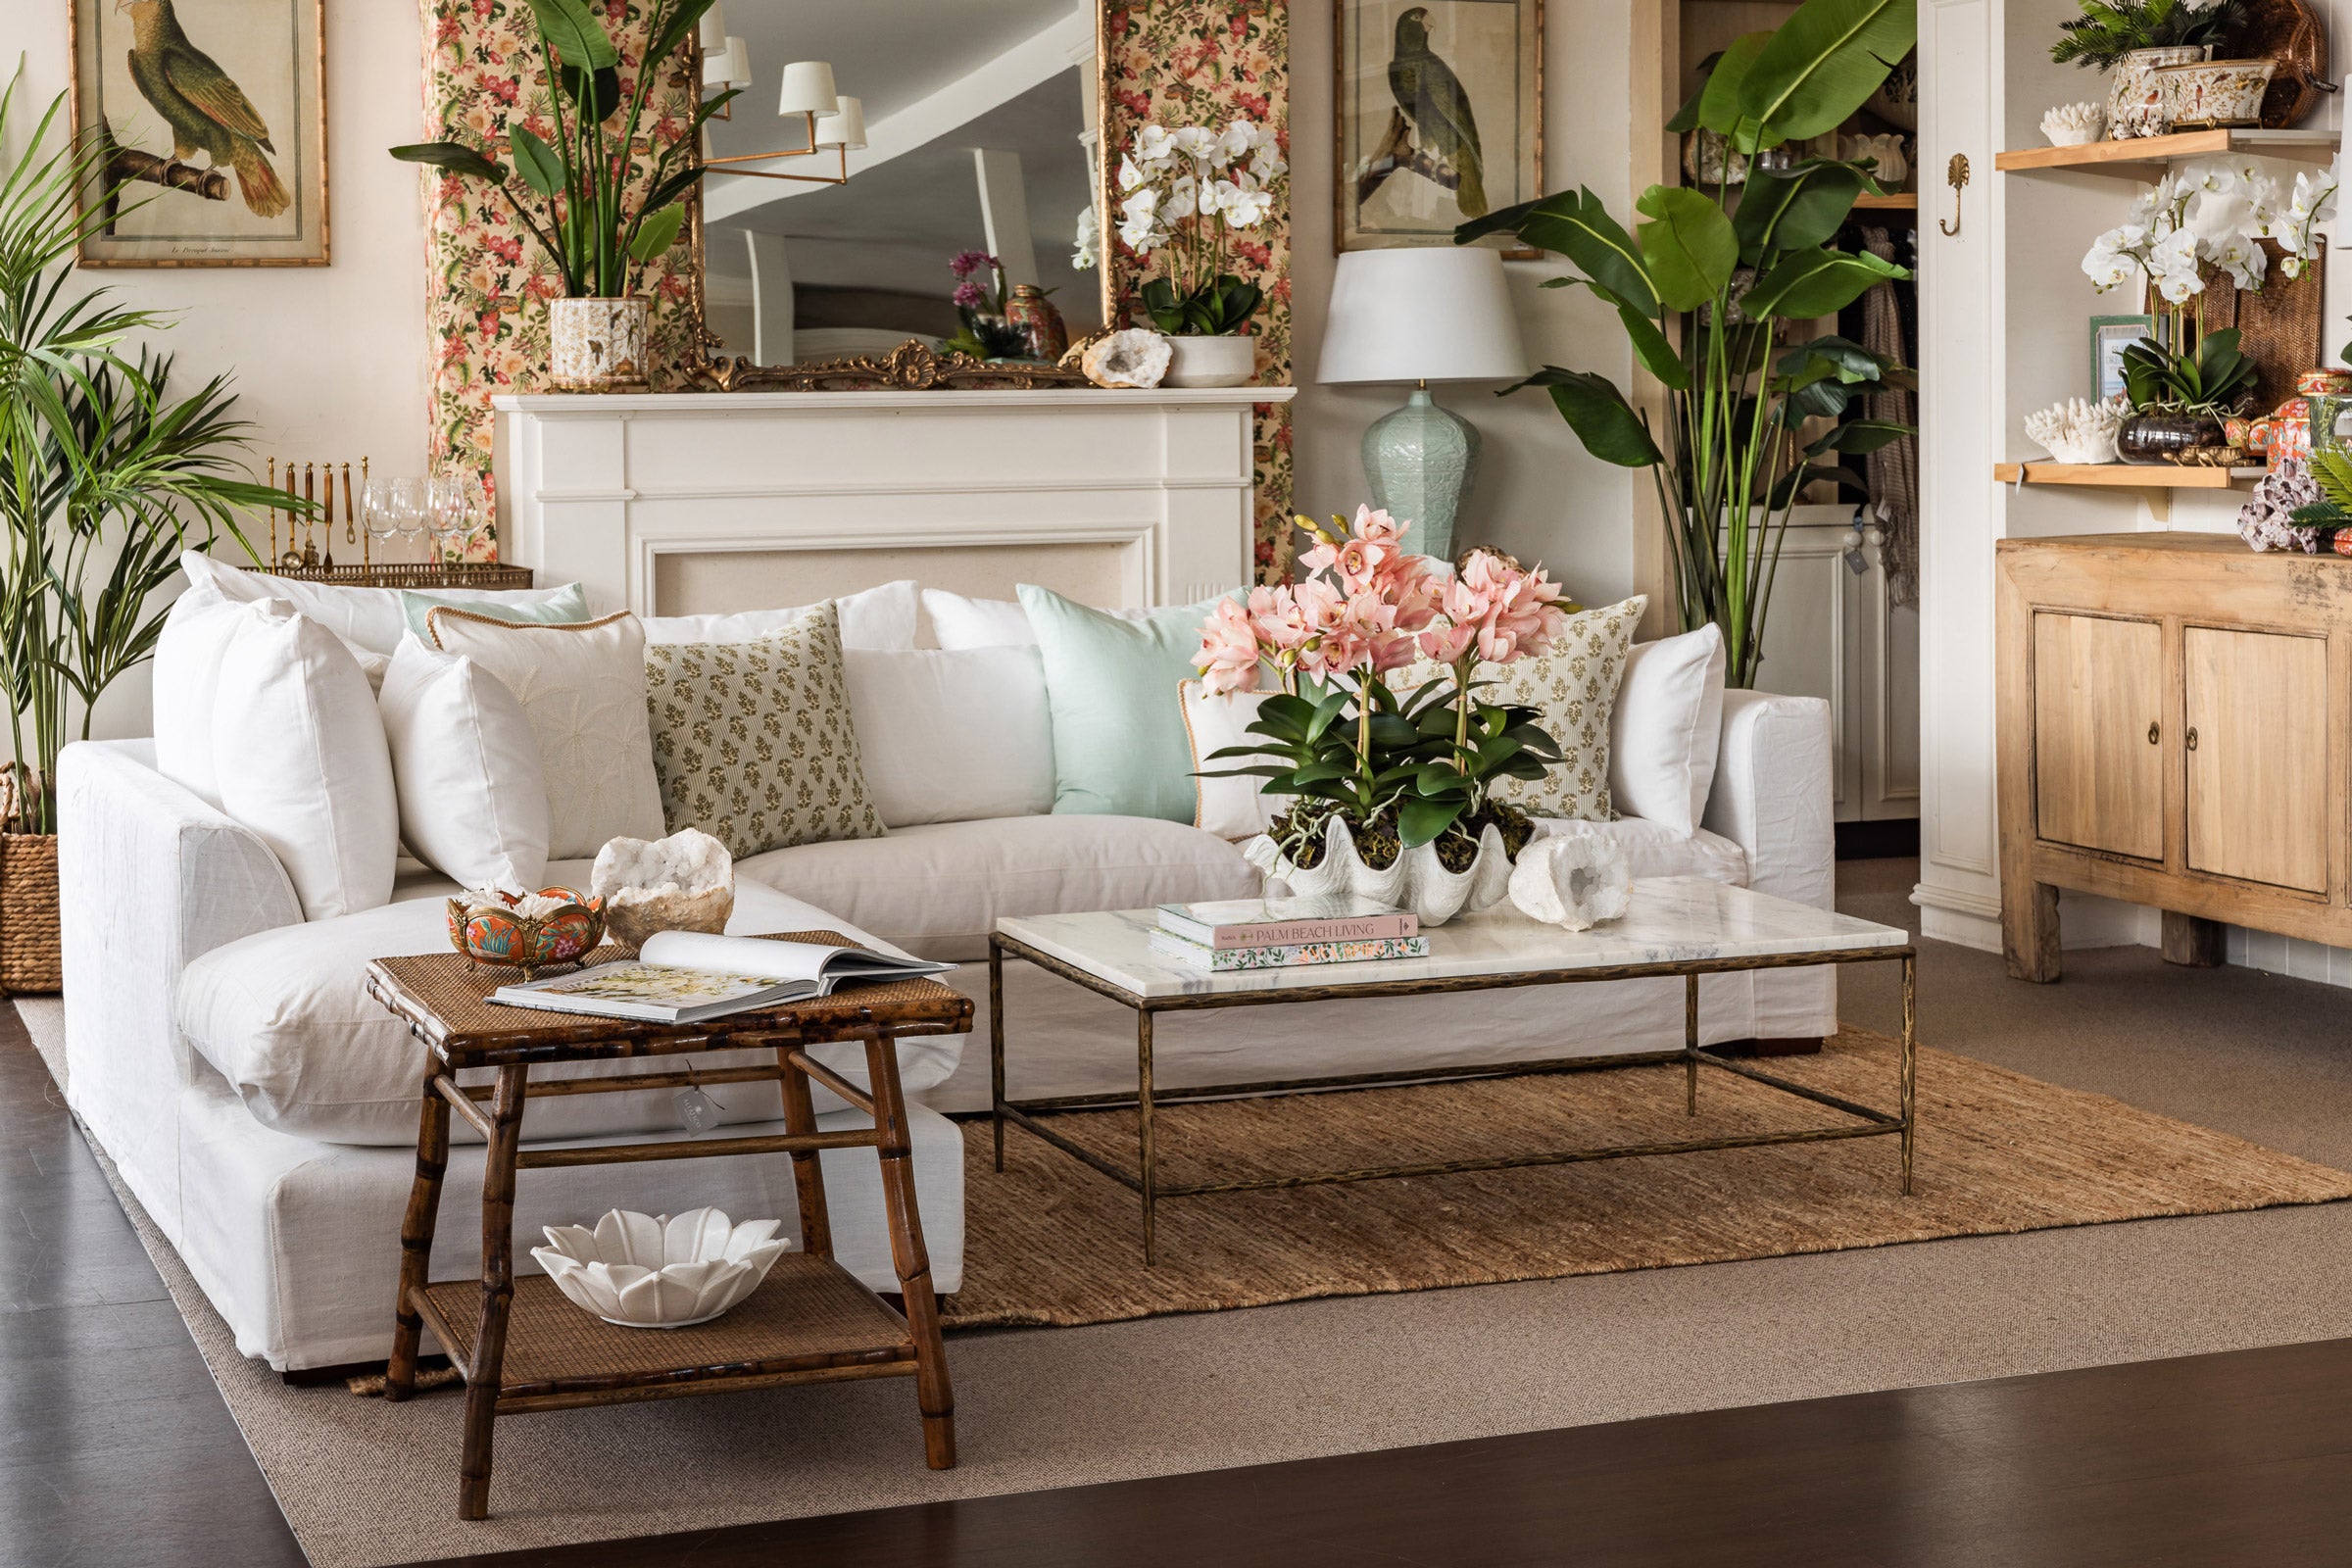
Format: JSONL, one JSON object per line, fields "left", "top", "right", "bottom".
{"left": 387, "top": 1066, "right": 451, "bottom": 1400}
{"left": 989, "top": 938, "right": 1007, "bottom": 1174}
{"left": 1900, "top": 953, "right": 1917, "bottom": 1195}
{"left": 1684, "top": 973, "right": 1700, "bottom": 1116}
{"left": 458, "top": 1064, "right": 528, "bottom": 1521}
{"left": 1137, "top": 1007, "right": 1156, "bottom": 1267}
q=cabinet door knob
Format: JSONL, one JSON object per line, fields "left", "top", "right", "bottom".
{"left": 2185, "top": 726, "right": 2200, "bottom": 752}
{"left": 2147, "top": 721, "right": 2160, "bottom": 745}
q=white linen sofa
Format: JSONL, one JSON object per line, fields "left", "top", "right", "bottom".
{"left": 60, "top": 635, "right": 1832, "bottom": 1373}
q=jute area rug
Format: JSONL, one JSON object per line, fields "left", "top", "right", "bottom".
{"left": 942, "top": 1028, "right": 2352, "bottom": 1326}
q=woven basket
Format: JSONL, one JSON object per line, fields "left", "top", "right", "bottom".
{"left": 0, "top": 833, "right": 62, "bottom": 996}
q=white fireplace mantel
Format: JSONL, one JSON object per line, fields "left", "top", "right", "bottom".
{"left": 494, "top": 385, "right": 1293, "bottom": 617}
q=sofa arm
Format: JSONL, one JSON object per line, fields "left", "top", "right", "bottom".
{"left": 1700, "top": 689, "right": 1834, "bottom": 911}
{"left": 59, "top": 740, "right": 301, "bottom": 1164}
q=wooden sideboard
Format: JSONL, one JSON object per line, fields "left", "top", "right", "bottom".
{"left": 1996, "top": 532, "right": 2352, "bottom": 982}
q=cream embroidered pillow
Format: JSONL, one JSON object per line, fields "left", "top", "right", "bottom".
{"left": 641, "top": 603, "right": 886, "bottom": 858}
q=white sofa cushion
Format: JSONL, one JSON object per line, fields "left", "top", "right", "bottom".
{"left": 646, "top": 579, "right": 919, "bottom": 651}
{"left": 923, "top": 587, "right": 1157, "bottom": 649}
{"left": 427, "top": 610, "right": 665, "bottom": 859}
{"left": 1529, "top": 813, "right": 1747, "bottom": 886}
{"left": 212, "top": 601, "right": 398, "bottom": 921}
{"left": 1610, "top": 624, "right": 1727, "bottom": 837}
{"left": 151, "top": 580, "right": 244, "bottom": 807}
{"left": 179, "top": 550, "right": 583, "bottom": 655}
{"left": 844, "top": 646, "right": 1055, "bottom": 826}
{"left": 1180, "top": 680, "right": 1275, "bottom": 840}
{"left": 173, "top": 871, "right": 961, "bottom": 1146}
{"left": 737, "top": 814, "right": 1263, "bottom": 960}
{"left": 377, "top": 639, "right": 551, "bottom": 891}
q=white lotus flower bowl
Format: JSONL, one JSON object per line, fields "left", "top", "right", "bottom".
{"left": 531, "top": 1207, "right": 789, "bottom": 1329}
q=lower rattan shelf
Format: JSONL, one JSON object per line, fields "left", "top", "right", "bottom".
{"left": 416, "top": 1253, "right": 916, "bottom": 1410}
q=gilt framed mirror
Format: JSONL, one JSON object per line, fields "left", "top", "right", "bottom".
{"left": 689, "top": 1, "right": 1116, "bottom": 389}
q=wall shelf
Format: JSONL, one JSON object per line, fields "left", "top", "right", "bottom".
{"left": 1994, "top": 462, "right": 2262, "bottom": 489}
{"left": 1853, "top": 192, "right": 1919, "bottom": 208}
{"left": 1994, "top": 129, "right": 2338, "bottom": 183}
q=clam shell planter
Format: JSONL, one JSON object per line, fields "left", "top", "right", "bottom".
{"left": 2024, "top": 397, "right": 2126, "bottom": 466}
{"left": 532, "top": 1208, "right": 790, "bottom": 1329}
{"left": 448, "top": 887, "right": 606, "bottom": 977}
{"left": 1244, "top": 815, "right": 1513, "bottom": 926}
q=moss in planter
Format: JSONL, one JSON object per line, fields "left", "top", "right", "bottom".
{"left": 1271, "top": 801, "right": 1537, "bottom": 873}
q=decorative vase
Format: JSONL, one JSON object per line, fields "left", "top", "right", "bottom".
{"left": 1163, "top": 333, "right": 1255, "bottom": 388}
{"left": 1363, "top": 387, "right": 1479, "bottom": 561}
{"left": 2117, "top": 407, "right": 2230, "bottom": 464}
{"left": 1243, "top": 814, "right": 1514, "bottom": 927}
{"left": 2303, "top": 370, "right": 2352, "bottom": 466}
{"left": 1006, "top": 284, "right": 1068, "bottom": 362}
{"left": 2154, "top": 57, "right": 2278, "bottom": 128}
{"left": 548, "top": 297, "right": 650, "bottom": 393}
{"left": 2107, "top": 45, "right": 2212, "bottom": 138}
{"left": 532, "top": 1208, "right": 789, "bottom": 1329}
{"left": 1867, "top": 51, "right": 1918, "bottom": 129}
{"left": 1681, "top": 128, "right": 1750, "bottom": 186}
{"left": 447, "top": 887, "right": 607, "bottom": 977}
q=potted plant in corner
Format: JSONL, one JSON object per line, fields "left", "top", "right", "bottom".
{"left": 1116, "top": 120, "right": 1286, "bottom": 387}
{"left": 392, "top": 0, "right": 729, "bottom": 391}
{"left": 0, "top": 79, "right": 282, "bottom": 993}
{"left": 2052, "top": 0, "right": 2249, "bottom": 139}
{"left": 1193, "top": 507, "right": 1576, "bottom": 924}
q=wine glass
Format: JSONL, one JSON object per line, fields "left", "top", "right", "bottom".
{"left": 389, "top": 477, "right": 431, "bottom": 562}
{"left": 363, "top": 475, "right": 407, "bottom": 562}
{"left": 427, "top": 475, "right": 469, "bottom": 564}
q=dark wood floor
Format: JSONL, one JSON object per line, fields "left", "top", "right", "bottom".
{"left": 11, "top": 1006, "right": 2352, "bottom": 1568}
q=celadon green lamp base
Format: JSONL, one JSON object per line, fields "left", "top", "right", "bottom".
{"left": 1361, "top": 386, "right": 1481, "bottom": 563}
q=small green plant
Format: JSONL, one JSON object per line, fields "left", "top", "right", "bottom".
{"left": 2287, "top": 448, "right": 2352, "bottom": 528}
{"left": 2051, "top": 0, "right": 2246, "bottom": 72}
{"left": 2120, "top": 326, "right": 2258, "bottom": 413}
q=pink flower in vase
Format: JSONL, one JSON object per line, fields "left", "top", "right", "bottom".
{"left": 1196, "top": 598, "right": 1263, "bottom": 696}
{"left": 953, "top": 280, "right": 986, "bottom": 310}
{"left": 1351, "top": 505, "right": 1405, "bottom": 548}
{"left": 1248, "top": 584, "right": 1315, "bottom": 653}
{"left": 1417, "top": 621, "right": 1478, "bottom": 666}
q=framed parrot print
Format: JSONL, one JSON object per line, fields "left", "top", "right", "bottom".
{"left": 69, "top": 0, "right": 329, "bottom": 266}
{"left": 1336, "top": 0, "right": 1542, "bottom": 255}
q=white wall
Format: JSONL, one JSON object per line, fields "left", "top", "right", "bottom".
{"left": 4, "top": 3, "right": 430, "bottom": 740}
{"left": 1287, "top": 1, "right": 1641, "bottom": 609}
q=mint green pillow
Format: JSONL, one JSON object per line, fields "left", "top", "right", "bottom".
{"left": 1018, "top": 584, "right": 1237, "bottom": 821}
{"left": 403, "top": 582, "right": 589, "bottom": 641}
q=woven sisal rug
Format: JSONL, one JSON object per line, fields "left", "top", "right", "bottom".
{"left": 943, "top": 1028, "right": 2352, "bottom": 1327}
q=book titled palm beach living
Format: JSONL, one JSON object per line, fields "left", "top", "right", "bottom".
{"left": 1149, "top": 928, "right": 1431, "bottom": 972}
{"left": 1154, "top": 895, "right": 1418, "bottom": 951}
{"left": 490, "top": 931, "right": 951, "bottom": 1025}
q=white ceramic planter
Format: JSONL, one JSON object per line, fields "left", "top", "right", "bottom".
{"left": 1245, "top": 814, "right": 1514, "bottom": 926}
{"left": 532, "top": 1207, "right": 788, "bottom": 1328}
{"left": 549, "top": 296, "right": 650, "bottom": 392}
{"left": 2155, "top": 57, "right": 2277, "bottom": 129}
{"left": 2106, "top": 44, "right": 2210, "bottom": 139}
{"left": 1163, "top": 333, "right": 1256, "bottom": 388}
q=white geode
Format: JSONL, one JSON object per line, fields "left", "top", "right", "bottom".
{"left": 2040, "top": 102, "right": 2106, "bottom": 146}
{"left": 2024, "top": 397, "right": 2126, "bottom": 466}
{"left": 1507, "top": 830, "right": 1632, "bottom": 932}
{"left": 1082, "top": 327, "right": 1172, "bottom": 389}
{"left": 532, "top": 1207, "right": 788, "bottom": 1329}
{"left": 591, "top": 828, "right": 735, "bottom": 948}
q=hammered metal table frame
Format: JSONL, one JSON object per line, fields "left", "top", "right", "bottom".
{"left": 988, "top": 934, "right": 1918, "bottom": 1265}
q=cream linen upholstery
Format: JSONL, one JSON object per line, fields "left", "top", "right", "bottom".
{"left": 1610, "top": 625, "right": 1729, "bottom": 837}
{"left": 845, "top": 646, "right": 1055, "bottom": 826}
{"left": 737, "top": 814, "right": 1262, "bottom": 961}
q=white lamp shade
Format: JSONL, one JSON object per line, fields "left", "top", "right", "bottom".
{"left": 777, "top": 61, "right": 840, "bottom": 118}
{"left": 703, "top": 37, "right": 750, "bottom": 90}
{"left": 814, "top": 95, "right": 866, "bottom": 150}
{"left": 1315, "top": 247, "right": 1531, "bottom": 385}
{"left": 697, "top": 5, "right": 728, "bottom": 52}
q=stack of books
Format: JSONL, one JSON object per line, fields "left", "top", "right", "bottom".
{"left": 1149, "top": 896, "right": 1427, "bottom": 971}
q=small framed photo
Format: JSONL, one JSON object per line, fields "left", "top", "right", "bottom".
{"left": 1335, "top": 0, "right": 1543, "bottom": 254}
{"left": 2091, "top": 314, "right": 2158, "bottom": 403}
{"left": 70, "top": 0, "right": 330, "bottom": 267}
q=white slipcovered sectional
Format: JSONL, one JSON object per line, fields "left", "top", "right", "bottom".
{"left": 59, "top": 565, "right": 1835, "bottom": 1370}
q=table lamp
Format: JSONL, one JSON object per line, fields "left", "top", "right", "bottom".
{"left": 1315, "top": 247, "right": 1530, "bottom": 561}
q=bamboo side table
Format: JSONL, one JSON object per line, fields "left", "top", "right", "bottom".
{"left": 366, "top": 936, "right": 972, "bottom": 1521}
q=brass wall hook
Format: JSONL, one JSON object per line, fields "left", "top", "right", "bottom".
{"left": 1939, "top": 153, "right": 1971, "bottom": 237}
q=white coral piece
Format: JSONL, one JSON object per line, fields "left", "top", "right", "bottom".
{"left": 532, "top": 1207, "right": 789, "bottom": 1329}
{"left": 591, "top": 828, "right": 735, "bottom": 947}
{"left": 2024, "top": 397, "right": 2126, "bottom": 466}
{"left": 1507, "top": 830, "right": 1632, "bottom": 932}
{"left": 2041, "top": 102, "right": 2107, "bottom": 146}
{"left": 1082, "top": 327, "right": 1173, "bottom": 389}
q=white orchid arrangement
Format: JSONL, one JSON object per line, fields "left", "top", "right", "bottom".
{"left": 1113, "top": 119, "right": 1286, "bottom": 335}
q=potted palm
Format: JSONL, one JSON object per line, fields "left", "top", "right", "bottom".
{"left": 1115, "top": 120, "right": 1286, "bottom": 387}
{"left": 393, "top": 0, "right": 728, "bottom": 390}
{"left": 2051, "top": 0, "right": 2250, "bottom": 138}
{"left": 1, "top": 80, "right": 281, "bottom": 992}
{"left": 1456, "top": 0, "right": 1917, "bottom": 688}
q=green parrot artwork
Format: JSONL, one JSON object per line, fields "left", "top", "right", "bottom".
{"left": 119, "top": 0, "right": 290, "bottom": 219}
{"left": 1388, "top": 6, "right": 1486, "bottom": 219}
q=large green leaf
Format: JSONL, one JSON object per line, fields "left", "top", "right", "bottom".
{"left": 1457, "top": 188, "right": 1656, "bottom": 315}
{"left": 1697, "top": 32, "right": 1776, "bottom": 151}
{"left": 1738, "top": 0, "right": 1917, "bottom": 144}
{"left": 627, "top": 202, "right": 686, "bottom": 262}
{"left": 1741, "top": 245, "right": 1907, "bottom": 318}
{"left": 508, "top": 128, "right": 564, "bottom": 197}
{"left": 524, "top": 0, "right": 618, "bottom": 68}
{"left": 1732, "top": 160, "right": 1872, "bottom": 262}
{"left": 1618, "top": 303, "right": 1691, "bottom": 391}
{"left": 388, "top": 140, "right": 507, "bottom": 184}
{"left": 1509, "top": 368, "right": 1664, "bottom": 467}
{"left": 1635, "top": 186, "right": 1740, "bottom": 312}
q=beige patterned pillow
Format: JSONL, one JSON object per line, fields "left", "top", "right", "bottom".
{"left": 642, "top": 603, "right": 886, "bottom": 858}
{"left": 1402, "top": 594, "right": 1646, "bottom": 822}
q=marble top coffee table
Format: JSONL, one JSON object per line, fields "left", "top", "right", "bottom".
{"left": 988, "top": 877, "right": 1915, "bottom": 1263}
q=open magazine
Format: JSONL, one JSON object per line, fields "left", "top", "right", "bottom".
{"left": 490, "top": 930, "right": 953, "bottom": 1025}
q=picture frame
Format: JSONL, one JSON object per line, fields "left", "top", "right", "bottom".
{"left": 2091, "top": 314, "right": 2157, "bottom": 404}
{"left": 69, "top": 0, "right": 329, "bottom": 268}
{"left": 1334, "top": 0, "right": 1543, "bottom": 256}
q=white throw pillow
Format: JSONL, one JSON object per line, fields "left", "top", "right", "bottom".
{"left": 378, "top": 639, "right": 551, "bottom": 890}
{"left": 151, "top": 580, "right": 244, "bottom": 806}
{"left": 426, "top": 609, "right": 665, "bottom": 859}
{"left": 211, "top": 600, "right": 398, "bottom": 919}
{"left": 1180, "top": 680, "right": 1276, "bottom": 840}
{"left": 843, "top": 647, "right": 1054, "bottom": 826}
{"left": 179, "top": 550, "right": 586, "bottom": 655}
{"left": 1609, "top": 623, "right": 1728, "bottom": 836}
{"left": 645, "top": 579, "right": 919, "bottom": 651}
{"left": 923, "top": 587, "right": 1154, "bottom": 650}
